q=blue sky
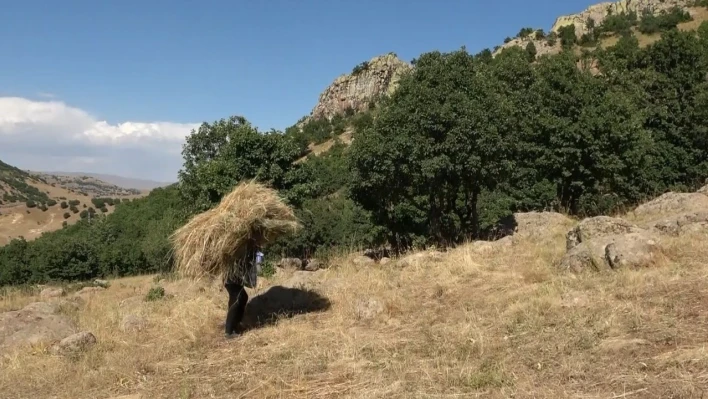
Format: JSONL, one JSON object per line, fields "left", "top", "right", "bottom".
{"left": 0, "top": 0, "right": 597, "bottom": 182}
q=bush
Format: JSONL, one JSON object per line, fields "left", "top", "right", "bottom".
{"left": 638, "top": 7, "right": 692, "bottom": 34}
{"left": 63, "top": 212, "right": 70, "bottom": 219}
{"left": 517, "top": 27, "right": 534, "bottom": 38}
{"left": 79, "top": 210, "right": 88, "bottom": 219}
{"left": 25, "top": 200, "right": 36, "bottom": 208}
{"left": 351, "top": 61, "right": 369, "bottom": 75}
{"left": 145, "top": 286, "right": 165, "bottom": 301}
{"left": 39, "top": 205, "right": 48, "bottom": 212}
{"left": 60, "top": 201, "right": 68, "bottom": 209}
{"left": 558, "top": 24, "right": 577, "bottom": 48}
{"left": 46, "top": 199, "right": 57, "bottom": 207}
{"left": 70, "top": 206, "right": 79, "bottom": 214}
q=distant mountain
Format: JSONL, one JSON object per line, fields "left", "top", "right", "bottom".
{"left": 37, "top": 171, "right": 173, "bottom": 191}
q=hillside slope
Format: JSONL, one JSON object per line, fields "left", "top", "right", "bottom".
{"left": 2, "top": 183, "right": 707, "bottom": 398}
{"left": 0, "top": 160, "right": 147, "bottom": 246}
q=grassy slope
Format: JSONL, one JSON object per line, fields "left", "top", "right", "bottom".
{"left": 1, "top": 205, "right": 707, "bottom": 398}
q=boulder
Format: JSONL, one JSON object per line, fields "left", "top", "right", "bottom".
{"left": 304, "top": 259, "right": 323, "bottom": 272}
{"left": 650, "top": 211, "right": 708, "bottom": 236}
{"left": 559, "top": 232, "right": 662, "bottom": 273}
{"left": 698, "top": 183, "right": 708, "bottom": 195}
{"left": 120, "top": 314, "right": 148, "bottom": 333}
{"left": 352, "top": 255, "right": 375, "bottom": 266}
{"left": 50, "top": 331, "right": 96, "bottom": 355}
{"left": 277, "top": 258, "right": 303, "bottom": 270}
{"left": 93, "top": 279, "right": 110, "bottom": 288}
{"left": 0, "top": 302, "right": 76, "bottom": 353}
{"left": 566, "top": 216, "right": 645, "bottom": 250}
{"left": 512, "top": 211, "right": 575, "bottom": 239}
{"left": 355, "top": 298, "right": 384, "bottom": 320}
{"left": 633, "top": 191, "right": 708, "bottom": 221}
{"left": 40, "top": 287, "right": 65, "bottom": 299}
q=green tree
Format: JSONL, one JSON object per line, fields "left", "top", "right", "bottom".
{"left": 349, "top": 48, "right": 521, "bottom": 249}
{"left": 177, "top": 116, "right": 303, "bottom": 213}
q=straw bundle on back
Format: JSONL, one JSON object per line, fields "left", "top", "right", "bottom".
{"left": 170, "top": 180, "right": 301, "bottom": 281}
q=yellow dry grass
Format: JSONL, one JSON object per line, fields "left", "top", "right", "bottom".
{"left": 2, "top": 221, "right": 708, "bottom": 398}
{"left": 170, "top": 181, "right": 300, "bottom": 281}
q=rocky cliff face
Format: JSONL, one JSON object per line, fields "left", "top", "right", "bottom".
{"left": 309, "top": 53, "right": 412, "bottom": 121}
{"left": 493, "top": 0, "right": 697, "bottom": 59}
{"left": 551, "top": 0, "right": 695, "bottom": 37}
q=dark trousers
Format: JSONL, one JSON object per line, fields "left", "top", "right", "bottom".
{"left": 224, "top": 278, "right": 249, "bottom": 335}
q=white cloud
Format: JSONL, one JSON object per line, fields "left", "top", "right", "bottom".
{"left": 0, "top": 97, "right": 200, "bottom": 182}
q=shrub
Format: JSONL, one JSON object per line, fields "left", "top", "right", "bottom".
{"left": 351, "top": 61, "right": 370, "bottom": 75}
{"left": 60, "top": 201, "right": 68, "bottom": 209}
{"left": 46, "top": 199, "right": 57, "bottom": 207}
{"left": 25, "top": 200, "right": 36, "bottom": 208}
{"left": 145, "top": 286, "right": 165, "bottom": 301}
{"left": 70, "top": 206, "right": 79, "bottom": 214}
{"left": 63, "top": 212, "right": 70, "bottom": 219}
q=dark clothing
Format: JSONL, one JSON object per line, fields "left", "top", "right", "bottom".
{"left": 224, "top": 277, "right": 248, "bottom": 335}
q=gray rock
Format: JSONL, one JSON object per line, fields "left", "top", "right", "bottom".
{"left": 304, "top": 259, "right": 323, "bottom": 272}
{"left": 633, "top": 191, "right": 708, "bottom": 220}
{"left": 605, "top": 234, "right": 661, "bottom": 270}
{"left": 120, "top": 314, "right": 148, "bottom": 332}
{"left": 559, "top": 232, "right": 662, "bottom": 273}
{"left": 0, "top": 302, "right": 76, "bottom": 353}
{"left": 93, "top": 279, "right": 110, "bottom": 288}
{"left": 50, "top": 331, "right": 96, "bottom": 355}
{"left": 352, "top": 255, "right": 375, "bottom": 266}
{"left": 355, "top": 298, "right": 384, "bottom": 320}
{"left": 698, "top": 183, "right": 708, "bottom": 195}
{"left": 40, "top": 287, "right": 65, "bottom": 299}
{"left": 650, "top": 211, "right": 708, "bottom": 236}
{"left": 277, "top": 258, "right": 303, "bottom": 270}
{"left": 566, "top": 216, "right": 644, "bottom": 250}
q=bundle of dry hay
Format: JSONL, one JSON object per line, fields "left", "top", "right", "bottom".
{"left": 170, "top": 180, "right": 301, "bottom": 281}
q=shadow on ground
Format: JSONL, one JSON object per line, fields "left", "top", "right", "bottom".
{"left": 241, "top": 286, "right": 331, "bottom": 331}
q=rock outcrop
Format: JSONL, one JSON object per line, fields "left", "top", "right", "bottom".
{"left": 0, "top": 301, "right": 76, "bottom": 353}
{"left": 551, "top": 0, "right": 696, "bottom": 38}
{"left": 309, "top": 53, "right": 412, "bottom": 121}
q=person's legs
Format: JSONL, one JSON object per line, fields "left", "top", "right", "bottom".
{"left": 224, "top": 279, "right": 249, "bottom": 336}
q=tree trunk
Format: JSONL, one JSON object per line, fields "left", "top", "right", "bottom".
{"left": 470, "top": 187, "right": 480, "bottom": 240}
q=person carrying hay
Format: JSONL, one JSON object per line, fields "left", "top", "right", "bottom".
{"left": 170, "top": 181, "right": 301, "bottom": 338}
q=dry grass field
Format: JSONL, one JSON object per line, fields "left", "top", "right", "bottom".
{"left": 1, "top": 212, "right": 707, "bottom": 398}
